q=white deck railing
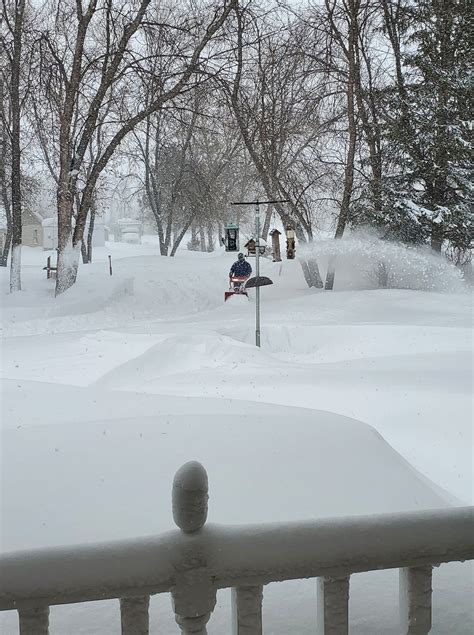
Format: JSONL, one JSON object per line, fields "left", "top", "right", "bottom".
{"left": 1, "top": 461, "right": 473, "bottom": 634}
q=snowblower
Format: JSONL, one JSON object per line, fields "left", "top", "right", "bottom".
{"left": 225, "top": 275, "right": 249, "bottom": 301}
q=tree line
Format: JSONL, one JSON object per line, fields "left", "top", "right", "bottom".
{"left": 1, "top": 0, "right": 471, "bottom": 295}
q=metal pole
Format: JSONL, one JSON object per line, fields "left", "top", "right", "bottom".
{"left": 255, "top": 202, "right": 260, "bottom": 347}
{"left": 230, "top": 198, "right": 288, "bottom": 349}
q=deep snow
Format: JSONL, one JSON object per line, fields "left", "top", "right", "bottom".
{"left": 1, "top": 241, "right": 472, "bottom": 633}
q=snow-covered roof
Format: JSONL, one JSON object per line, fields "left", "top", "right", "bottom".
{"left": 31, "top": 210, "right": 46, "bottom": 224}
{"left": 118, "top": 217, "right": 141, "bottom": 225}
{"left": 245, "top": 238, "right": 267, "bottom": 246}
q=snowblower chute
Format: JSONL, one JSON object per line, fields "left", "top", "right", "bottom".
{"left": 225, "top": 275, "right": 249, "bottom": 301}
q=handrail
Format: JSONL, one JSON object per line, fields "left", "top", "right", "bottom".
{"left": 1, "top": 461, "right": 473, "bottom": 634}
{"left": 1, "top": 507, "right": 473, "bottom": 610}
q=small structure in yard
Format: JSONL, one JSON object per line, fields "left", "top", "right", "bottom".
{"left": 244, "top": 237, "right": 266, "bottom": 256}
{"left": 285, "top": 226, "right": 296, "bottom": 259}
{"left": 116, "top": 218, "right": 142, "bottom": 244}
{"left": 41, "top": 217, "right": 58, "bottom": 250}
{"left": 269, "top": 228, "right": 282, "bottom": 262}
{"left": 224, "top": 223, "right": 239, "bottom": 252}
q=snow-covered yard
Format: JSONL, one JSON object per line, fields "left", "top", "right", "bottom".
{"left": 1, "top": 242, "right": 472, "bottom": 633}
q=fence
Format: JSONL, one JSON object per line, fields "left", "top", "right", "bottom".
{"left": 1, "top": 461, "right": 473, "bottom": 634}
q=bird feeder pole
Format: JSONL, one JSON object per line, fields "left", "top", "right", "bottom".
{"left": 255, "top": 201, "right": 261, "bottom": 347}
{"left": 231, "top": 198, "right": 289, "bottom": 347}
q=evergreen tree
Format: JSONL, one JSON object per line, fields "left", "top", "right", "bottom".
{"left": 380, "top": 0, "right": 472, "bottom": 252}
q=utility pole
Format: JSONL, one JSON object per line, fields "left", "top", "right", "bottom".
{"left": 231, "top": 199, "right": 289, "bottom": 347}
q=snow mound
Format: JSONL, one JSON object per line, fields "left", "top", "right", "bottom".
{"left": 218, "top": 324, "right": 471, "bottom": 363}
{"left": 2, "top": 382, "right": 453, "bottom": 553}
{"left": 95, "top": 332, "right": 273, "bottom": 389}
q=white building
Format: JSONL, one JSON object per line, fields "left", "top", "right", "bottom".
{"left": 42, "top": 217, "right": 58, "bottom": 250}
{"left": 41, "top": 218, "right": 105, "bottom": 250}
{"left": 116, "top": 218, "right": 142, "bottom": 244}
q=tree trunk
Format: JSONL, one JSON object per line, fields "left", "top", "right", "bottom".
{"left": 307, "top": 258, "right": 324, "bottom": 288}
{"left": 170, "top": 215, "right": 194, "bottom": 256}
{"left": 0, "top": 227, "right": 12, "bottom": 267}
{"left": 199, "top": 225, "right": 206, "bottom": 252}
{"left": 86, "top": 200, "right": 96, "bottom": 262}
{"left": 325, "top": 3, "right": 358, "bottom": 291}
{"left": 206, "top": 223, "right": 215, "bottom": 252}
{"left": 0, "top": 77, "right": 12, "bottom": 266}
{"left": 298, "top": 233, "right": 323, "bottom": 288}
{"left": 377, "top": 261, "right": 389, "bottom": 288}
{"left": 261, "top": 205, "right": 273, "bottom": 240}
{"left": 81, "top": 240, "right": 88, "bottom": 264}
{"left": 9, "top": 0, "right": 26, "bottom": 292}
{"left": 300, "top": 259, "right": 324, "bottom": 288}
{"left": 430, "top": 224, "right": 443, "bottom": 252}
{"left": 154, "top": 216, "right": 167, "bottom": 255}
{"left": 55, "top": 187, "right": 77, "bottom": 295}
{"left": 188, "top": 223, "right": 199, "bottom": 251}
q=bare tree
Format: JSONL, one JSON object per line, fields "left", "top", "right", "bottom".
{"left": 0, "top": 75, "right": 12, "bottom": 266}
{"left": 223, "top": 3, "right": 338, "bottom": 286}
{"left": 2, "top": 0, "right": 27, "bottom": 291}
{"left": 33, "top": 0, "right": 236, "bottom": 295}
{"left": 317, "top": 0, "right": 359, "bottom": 289}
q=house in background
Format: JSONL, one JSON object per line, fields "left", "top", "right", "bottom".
{"left": 114, "top": 218, "right": 142, "bottom": 243}
{"left": 22, "top": 210, "right": 45, "bottom": 247}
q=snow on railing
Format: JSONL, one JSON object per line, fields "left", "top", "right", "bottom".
{"left": 1, "top": 461, "right": 473, "bottom": 635}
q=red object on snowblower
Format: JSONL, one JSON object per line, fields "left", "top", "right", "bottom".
{"left": 225, "top": 275, "right": 249, "bottom": 301}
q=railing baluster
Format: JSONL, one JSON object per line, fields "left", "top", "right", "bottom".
{"left": 18, "top": 606, "right": 49, "bottom": 635}
{"left": 120, "top": 596, "right": 150, "bottom": 635}
{"left": 231, "top": 585, "right": 263, "bottom": 634}
{"left": 317, "top": 576, "right": 349, "bottom": 635}
{"left": 399, "top": 565, "right": 432, "bottom": 634}
{"left": 171, "top": 462, "right": 216, "bottom": 634}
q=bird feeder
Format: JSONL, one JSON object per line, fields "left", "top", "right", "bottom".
{"left": 269, "top": 228, "right": 282, "bottom": 262}
{"left": 224, "top": 223, "right": 239, "bottom": 252}
{"left": 285, "top": 226, "right": 296, "bottom": 259}
{"left": 245, "top": 238, "right": 266, "bottom": 257}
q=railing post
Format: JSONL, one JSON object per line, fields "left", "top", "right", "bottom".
{"left": 231, "top": 585, "right": 263, "bottom": 634}
{"left": 399, "top": 566, "right": 432, "bottom": 634}
{"left": 317, "top": 576, "right": 349, "bottom": 635}
{"left": 18, "top": 606, "right": 49, "bottom": 635}
{"left": 171, "top": 462, "right": 216, "bottom": 635}
{"left": 120, "top": 596, "right": 150, "bottom": 635}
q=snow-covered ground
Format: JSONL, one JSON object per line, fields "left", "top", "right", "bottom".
{"left": 1, "top": 241, "right": 472, "bottom": 633}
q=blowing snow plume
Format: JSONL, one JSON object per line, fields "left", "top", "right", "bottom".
{"left": 299, "top": 235, "right": 465, "bottom": 293}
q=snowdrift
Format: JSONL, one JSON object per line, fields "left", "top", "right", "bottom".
{"left": 2, "top": 380, "right": 454, "bottom": 553}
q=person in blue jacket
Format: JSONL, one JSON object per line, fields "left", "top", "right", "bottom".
{"left": 230, "top": 252, "right": 252, "bottom": 278}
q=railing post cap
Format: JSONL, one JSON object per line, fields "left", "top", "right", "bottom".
{"left": 172, "top": 461, "right": 209, "bottom": 533}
